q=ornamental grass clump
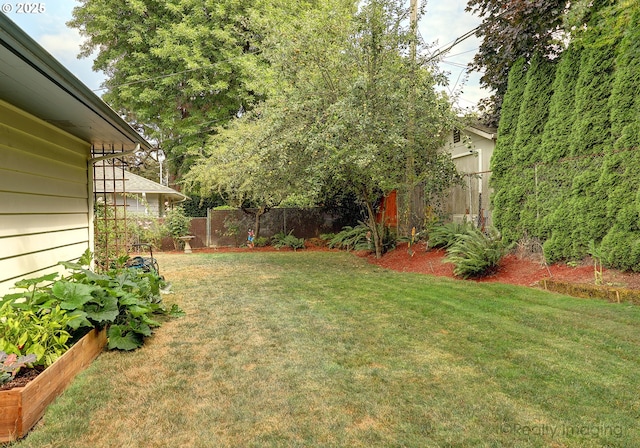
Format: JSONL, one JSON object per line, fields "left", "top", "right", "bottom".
{"left": 444, "top": 227, "right": 510, "bottom": 279}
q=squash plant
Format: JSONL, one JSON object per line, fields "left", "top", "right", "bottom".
{"left": 0, "top": 250, "right": 183, "bottom": 356}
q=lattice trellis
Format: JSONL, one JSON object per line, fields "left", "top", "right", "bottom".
{"left": 92, "top": 145, "right": 129, "bottom": 271}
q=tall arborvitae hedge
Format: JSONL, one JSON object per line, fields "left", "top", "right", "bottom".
{"left": 509, "top": 53, "right": 556, "bottom": 239}
{"left": 492, "top": 2, "right": 640, "bottom": 270}
{"left": 490, "top": 57, "right": 527, "bottom": 243}
{"left": 539, "top": 43, "right": 581, "bottom": 164}
{"left": 568, "top": 25, "right": 618, "bottom": 260}
{"left": 537, "top": 44, "right": 581, "bottom": 250}
{"left": 599, "top": 7, "right": 640, "bottom": 271}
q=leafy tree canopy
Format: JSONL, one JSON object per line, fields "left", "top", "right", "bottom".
{"left": 69, "top": 0, "right": 275, "bottom": 176}
{"left": 186, "top": 0, "right": 459, "bottom": 257}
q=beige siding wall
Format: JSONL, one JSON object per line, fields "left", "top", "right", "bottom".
{"left": 0, "top": 100, "right": 91, "bottom": 295}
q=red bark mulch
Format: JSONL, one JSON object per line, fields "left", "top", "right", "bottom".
{"left": 364, "top": 242, "right": 640, "bottom": 290}
{"left": 191, "top": 241, "right": 640, "bottom": 290}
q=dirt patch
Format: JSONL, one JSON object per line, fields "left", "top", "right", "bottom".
{"left": 0, "top": 366, "right": 44, "bottom": 391}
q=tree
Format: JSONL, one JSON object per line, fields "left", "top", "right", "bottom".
{"left": 489, "top": 57, "right": 527, "bottom": 243}
{"left": 599, "top": 4, "right": 640, "bottom": 271}
{"left": 466, "top": 0, "right": 620, "bottom": 125}
{"left": 183, "top": 104, "right": 315, "bottom": 237}
{"left": 512, "top": 53, "right": 556, "bottom": 238}
{"left": 185, "top": 0, "right": 459, "bottom": 258}
{"left": 69, "top": 0, "right": 271, "bottom": 177}
{"left": 465, "top": 0, "right": 568, "bottom": 125}
{"left": 488, "top": 0, "right": 639, "bottom": 267}
{"left": 267, "top": 0, "right": 458, "bottom": 257}
{"left": 536, "top": 42, "right": 581, "bottom": 252}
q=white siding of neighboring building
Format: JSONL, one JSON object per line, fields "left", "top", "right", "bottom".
{"left": 446, "top": 127, "right": 496, "bottom": 227}
{"left": 122, "top": 193, "right": 167, "bottom": 217}
{"left": 0, "top": 99, "right": 91, "bottom": 295}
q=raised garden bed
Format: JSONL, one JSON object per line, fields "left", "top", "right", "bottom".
{"left": 0, "top": 327, "right": 107, "bottom": 443}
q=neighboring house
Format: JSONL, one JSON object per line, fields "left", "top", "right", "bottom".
{"left": 445, "top": 123, "right": 497, "bottom": 228}
{"left": 94, "top": 166, "right": 188, "bottom": 217}
{"left": 375, "top": 123, "right": 497, "bottom": 230}
{"left": 0, "top": 14, "right": 152, "bottom": 294}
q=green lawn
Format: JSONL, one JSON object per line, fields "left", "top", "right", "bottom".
{"left": 11, "top": 251, "right": 640, "bottom": 447}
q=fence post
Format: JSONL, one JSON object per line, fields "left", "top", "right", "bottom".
{"left": 206, "top": 208, "right": 211, "bottom": 247}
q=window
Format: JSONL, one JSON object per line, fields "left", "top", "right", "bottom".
{"left": 453, "top": 129, "right": 461, "bottom": 143}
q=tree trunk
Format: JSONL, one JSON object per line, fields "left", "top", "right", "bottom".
{"left": 364, "top": 200, "right": 383, "bottom": 258}
{"left": 254, "top": 205, "right": 267, "bottom": 238}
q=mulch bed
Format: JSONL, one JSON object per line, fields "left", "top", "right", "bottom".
{"left": 192, "top": 241, "right": 640, "bottom": 291}
{"left": 364, "top": 242, "right": 640, "bottom": 291}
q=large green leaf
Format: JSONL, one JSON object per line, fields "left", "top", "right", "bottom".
{"left": 127, "top": 304, "right": 151, "bottom": 318}
{"left": 118, "top": 293, "right": 144, "bottom": 306}
{"left": 168, "top": 304, "right": 186, "bottom": 318}
{"left": 107, "top": 325, "right": 143, "bottom": 351}
{"left": 66, "top": 310, "right": 93, "bottom": 330}
{"left": 12, "top": 273, "right": 59, "bottom": 290}
{"left": 129, "top": 321, "right": 152, "bottom": 337}
{"left": 52, "top": 282, "right": 100, "bottom": 310}
{"left": 84, "top": 296, "right": 119, "bottom": 323}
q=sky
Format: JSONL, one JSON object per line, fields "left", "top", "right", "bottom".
{"left": 5, "top": 0, "right": 489, "bottom": 110}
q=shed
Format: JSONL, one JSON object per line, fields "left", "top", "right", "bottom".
{"left": 445, "top": 122, "right": 497, "bottom": 228}
{"left": 0, "top": 14, "right": 152, "bottom": 294}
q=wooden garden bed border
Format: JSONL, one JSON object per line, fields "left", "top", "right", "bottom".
{"left": 0, "top": 327, "right": 107, "bottom": 443}
{"left": 540, "top": 278, "right": 640, "bottom": 305}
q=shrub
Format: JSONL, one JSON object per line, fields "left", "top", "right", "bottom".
{"left": 0, "top": 250, "right": 184, "bottom": 354}
{"left": 427, "top": 221, "right": 473, "bottom": 249}
{"left": 444, "top": 228, "right": 509, "bottom": 279}
{"left": 327, "top": 223, "right": 371, "bottom": 251}
{"left": 163, "top": 206, "right": 191, "bottom": 249}
{"left": 129, "top": 214, "right": 164, "bottom": 249}
{"left": 0, "top": 301, "right": 72, "bottom": 367}
{"left": 272, "top": 231, "right": 305, "bottom": 251}
{"left": 254, "top": 236, "right": 269, "bottom": 247}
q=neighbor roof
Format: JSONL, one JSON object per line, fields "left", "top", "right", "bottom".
{"left": 467, "top": 122, "right": 497, "bottom": 141}
{"left": 94, "top": 166, "right": 188, "bottom": 203}
{"left": 0, "top": 13, "right": 151, "bottom": 152}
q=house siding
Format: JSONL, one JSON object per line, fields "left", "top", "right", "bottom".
{"left": 124, "top": 193, "right": 165, "bottom": 217}
{"left": 0, "top": 99, "right": 91, "bottom": 294}
{"left": 446, "top": 128, "right": 495, "bottom": 227}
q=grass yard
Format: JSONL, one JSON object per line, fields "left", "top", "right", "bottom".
{"left": 10, "top": 251, "right": 640, "bottom": 447}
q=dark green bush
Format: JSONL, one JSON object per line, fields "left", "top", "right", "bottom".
{"left": 328, "top": 223, "right": 371, "bottom": 251}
